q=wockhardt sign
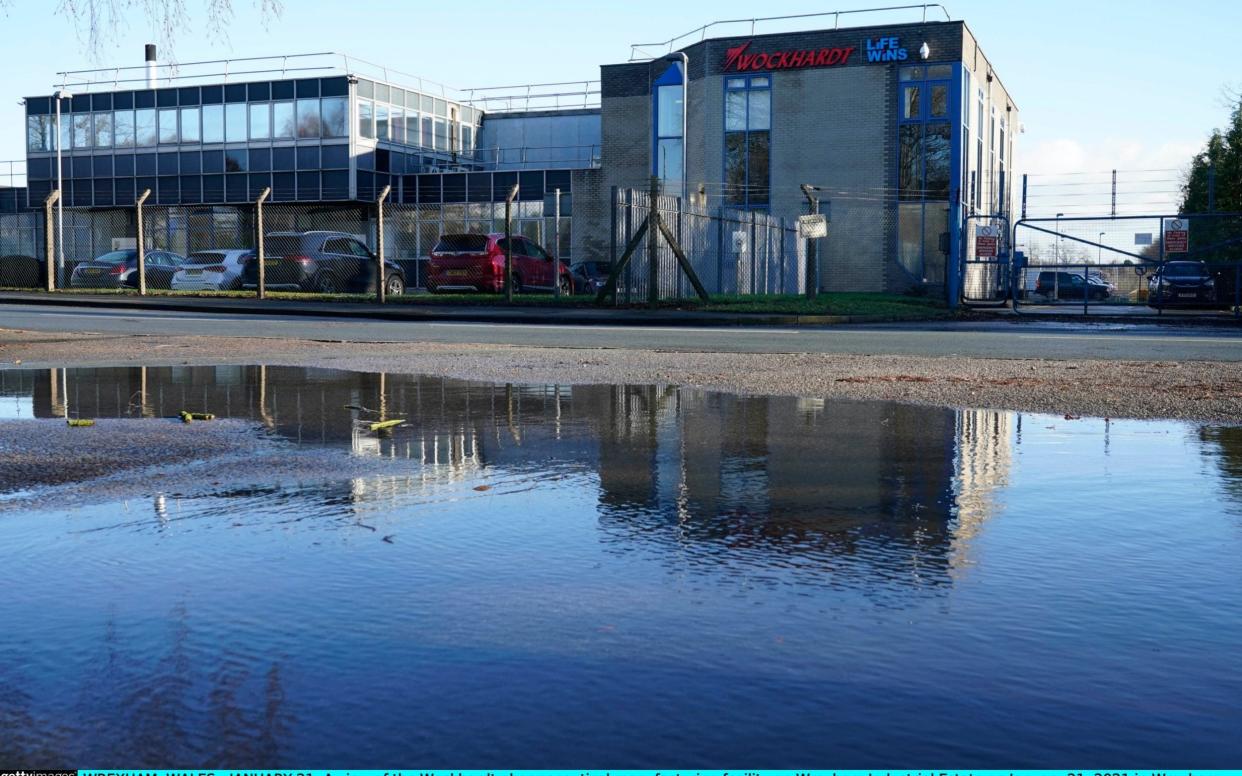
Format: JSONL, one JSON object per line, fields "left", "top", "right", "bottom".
{"left": 722, "top": 41, "right": 856, "bottom": 72}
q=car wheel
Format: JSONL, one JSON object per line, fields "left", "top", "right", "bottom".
{"left": 512, "top": 274, "right": 524, "bottom": 294}
{"left": 558, "top": 276, "right": 572, "bottom": 297}
{"left": 384, "top": 273, "right": 405, "bottom": 296}
{"left": 314, "top": 273, "right": 341, "bottom": 294}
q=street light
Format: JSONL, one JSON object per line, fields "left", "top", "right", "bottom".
{"left": 1098, "top": 231, "right": 1105, "bottom": 264}
{"left": 54, "top": 89, "right": 73, "bottom": 287}
{"left": 1055, "top": 212, "right": 1064, "bottom": 264}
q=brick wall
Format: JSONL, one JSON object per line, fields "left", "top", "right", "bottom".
{"left": 570, "top": 167, "right": 607, "bottom": 262}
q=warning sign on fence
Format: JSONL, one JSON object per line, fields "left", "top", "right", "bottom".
{"left": 1164, "top": 218, "right": 1189, "bottom": 253}
{"left": 975, "top": 225, "right": 999, "bottom": 258}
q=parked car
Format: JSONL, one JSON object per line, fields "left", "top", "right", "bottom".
{"left": 570, "top": 260, "right": 612, "bottom": 295}
{"left": 427, "top": 233, "right": 572, "bottom": 295}
{"left": 1034, "top": 270, "right": 1111, "bottom": 301}
{"left": 69, "top": 248, "right": 186, "bottom": 289}
{"left": 239, "top": 231, "right": 405, "bottom": 295}
{"left": 1147, "top": 260, "right": 1216, "bottom": 307}
{"left": 171, "top": 249, "right": 255, "bottom": 292}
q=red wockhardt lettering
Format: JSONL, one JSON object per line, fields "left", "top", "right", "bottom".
{"left": 722, "top": 41, "right": 856, "bottom": 72}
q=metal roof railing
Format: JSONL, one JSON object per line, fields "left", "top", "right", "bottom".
{"left": 628, "top": 4, "right": 953, "bottom": 60}
{"left": 50, "top": 52, "right": 600, "bottom": 112}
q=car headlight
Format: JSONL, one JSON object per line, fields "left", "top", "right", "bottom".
{"left": 1205, "top": 279, "right": 1215, "bottom": 288}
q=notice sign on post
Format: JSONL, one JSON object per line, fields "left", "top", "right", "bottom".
{"left": 975, "top": 225, "right": 999, "bottom": 258}
{"left": 1164, "top": 218, "right": 1189, "bottom": 253}
{"left": 798, "top": 214, "right": 827, "bottom": 239}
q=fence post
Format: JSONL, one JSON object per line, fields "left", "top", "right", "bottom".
{"left": 255, "top": 187, "right": 270, "bottom": 299}
{"left": 800, "top": 184, "right": 819, "bottom": 300}
{"left": 135, "top": 188, "right": 151, "bottom": 296}
{"left": 376, "top": 184, "right": 391, "bottom": 304}
{"left": 553, "top": 187, "right": 562, "bottom": 299}
{"left": 648, "top": 176, "right": 660, "bottom": 308}
{"left": 43, "top": 190, "right": 60, "bottom": 292}
{"left": 504, "top": 183, "right": 519, "bottom": 302}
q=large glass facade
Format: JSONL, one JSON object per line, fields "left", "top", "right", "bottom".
{"left": 724, "top": 75, "right": 770, "bottom": 208}
{"left": 653, "top": 63, "right": 684, "bottom": 192}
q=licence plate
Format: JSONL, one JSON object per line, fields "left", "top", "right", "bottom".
{"left": 83, "top": 267, "right": 102, "bottom": 275}
{"left": 1179, "top": 293, "right": 1197, "bottom": 299}
{"left": 446, "top": 269, "right": 469, "bottom": 277}
{"left": 265, "top": 259, "right": 280, "bottom": 266}
{"left": 186, "top": 269, "right": 202, "bottom": 276}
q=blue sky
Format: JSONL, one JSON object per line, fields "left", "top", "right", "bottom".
{"left": 1, "top": 0, "right": 1238, "bottom": 211}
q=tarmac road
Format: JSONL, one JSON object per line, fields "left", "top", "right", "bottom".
{"left": 2, "top": 303, "right": 1241, "bottom": 362}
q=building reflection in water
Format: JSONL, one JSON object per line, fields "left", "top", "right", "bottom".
{"left": 13, "top": 365, "right": 1024, "bottom": 585}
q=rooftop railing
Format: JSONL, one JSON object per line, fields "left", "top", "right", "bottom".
{"left": 628, "top": 4, "right": 953, "bottom": 60}
{"left": 50, "top": 52, "right": 600, "bottom": 111}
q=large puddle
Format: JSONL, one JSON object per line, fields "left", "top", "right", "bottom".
{"left": 1, "top": 365, "right": 1241, "bottom": 765}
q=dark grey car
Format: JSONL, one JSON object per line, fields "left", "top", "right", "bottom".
{"left": 240, "top": 231, "right": 405, "bottom": 295}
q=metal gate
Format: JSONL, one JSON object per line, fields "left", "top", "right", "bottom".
{"left": 1012, "top": 212, "right": 1242, "bottom": 316}
{"left": 960, "top": 213, "right": 1011, "bottom": 304}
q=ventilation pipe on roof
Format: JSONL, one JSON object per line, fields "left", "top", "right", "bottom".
{"left": 145, "top": 44, "right": 158, "bottom": 88}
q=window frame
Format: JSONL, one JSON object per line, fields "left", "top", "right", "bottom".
{"left": 722, "top": 73, "right": 771, "bottom": 210}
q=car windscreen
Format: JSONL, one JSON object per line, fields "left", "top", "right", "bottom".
{"left": 1163, "top": 262, "right": 1206, "bottom": 277}
{"left": 434, "top": 234, "right": 489, "bottom": 254}
{"left": 92, "top": 250, "right": 135, "bottom": 265}
{"left": 265, "top": 237, "right": 304, "bottom": 257}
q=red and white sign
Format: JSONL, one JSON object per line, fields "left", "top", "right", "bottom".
{"left": 1163, "top": 218, "right": 1189, "bottom": 253}
{"left": 722, "top": 41, "right": 856, "bottom": 72}
{"left": 975, "top": 225, "right": 999, "bottom": 258}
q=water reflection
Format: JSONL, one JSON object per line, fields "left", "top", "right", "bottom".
{"left": 4, "top": 365, "right": 1019, "bottom": 589}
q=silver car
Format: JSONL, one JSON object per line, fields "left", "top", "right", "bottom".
{"left": 170, "top": 249, "right": 255, "bottom": 292}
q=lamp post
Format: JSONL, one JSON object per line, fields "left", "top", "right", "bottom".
{"left": 1098, "top": 231, "right": 1105, "bottom": 264}
{"left": 1055, "top": 212, "right": 1064, "bottom": 264}
{"left": 54, "top": 89, "right": 72, "bottom": 287}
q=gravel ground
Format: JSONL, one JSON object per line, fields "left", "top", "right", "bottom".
{"left": 3, "top": 327, "right": 1242, "bottom": 423}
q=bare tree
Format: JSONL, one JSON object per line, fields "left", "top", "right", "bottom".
{"left": 0, "top": 0, "right": 283, "bottom": 62}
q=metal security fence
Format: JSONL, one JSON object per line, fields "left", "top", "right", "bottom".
{"left": 1012, "top": 212, "right": 1242, "bottom": 315}
{"left": 609, "top": 186, "right": 803, "bottom": 303}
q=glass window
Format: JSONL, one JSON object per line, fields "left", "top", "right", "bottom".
{"left": 296, "top": 98, "right": 320, "bottom": 138}
{"left": 159, "top": 108, "right": 178, "bottom": 143}
{"left": 202, "top": 104, "right": 223, "bottom": 143}
{"left": 747, "top": 133, "right": 769, "bottom": 205}
{"left": 58, "top": 114, "right": 71, "bottom": 152}
{"left": 93, "top": 112, "right": 113, "bottom": 147}
{"left": 390, "top": 107, "right": 405, "bottom": 144}
{"left": 249, "top": 103, "right": 270, "bottom": 140}
{"left": 898, "top": 123, "right": 922, "bottom": 200}
{"left": 72, "top": 113, "right": 93, "bottom": 148}
{"left": 725, "top": 91, "right": 746, "bottom": 131}
{"left": 179, "top": 107, "right": 199, "bottom": 143}
{"left": 225, "top": 148, "right": 247, "bottom": 172}
{"left": 434, "top": 98, "right": 447, "bottom": 117}
{"left": 421, "top": 116, "right": 433, "bottom": 148}
{"left": 273, "top": 101, "right": 295, "bottom": 139}
{"left": 376, "top": 104, "right": 389, "bottom": 141}
{"left": 434, "top": 119, "right": 447, "bottom": 151}
{"left": 903, "top": 86, "right": 921, "bottom": 119}
{"left": 748, "top": 89, "right": 770, "bottom": 131}
{"left": 135, "top": 108, "right": 157, "bottom": 146}
{"left": 899, "top": 66, "right": 923, "bottom": 81}
{"left": 114, "top": 110, "right": 135, "bottom": 148}
{"left": 924, "top": 123, "right": 951, "bottom": 199}
{"left": 927, "top": 64, "right": 953, "bottom": 79}
{"left": 26, "top": 115, "right": 51, "bottom": 151}
{"left": 225, "top": 103, "right": 247, "bottom": 142}
{"left": 359, "top": 99, "right": 374, "bottom": 139}
{"left": 930, "top": 84, "right": 948, "bottom": 118}
{"left": 656, "top": 138, "right": 683, "bottom": 184}
{"left": 656, "top": 85, "right": 682, "bottom": 137}
{"left": 725, "top": 132, "right": 746, "bottom": 206}
{"left": 462, "top": 125, "right": 473, "bottom": 155}
{"left": 321, "top": 96, "right": 347, "bottom": 138}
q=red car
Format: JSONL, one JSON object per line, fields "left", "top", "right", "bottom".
{"left": 427, "top": 233, "right": 571, "bottom": 295}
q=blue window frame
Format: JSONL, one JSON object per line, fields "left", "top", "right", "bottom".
{"left": 723, "top": 74, "right": 770, "bottom": 208}
{"left": 651, "top": 62, "right": 684, "bottom": 193}
{"left": 896, "top": 64, "right": 957, "bottom": 284}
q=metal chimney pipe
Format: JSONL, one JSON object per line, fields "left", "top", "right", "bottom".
{"left": 145, "top": 44, "right": 157, "bottom": 88}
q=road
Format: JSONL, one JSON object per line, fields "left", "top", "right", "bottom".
{"left": 1, "top": 303, "right": 1241, "bottom": 361}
